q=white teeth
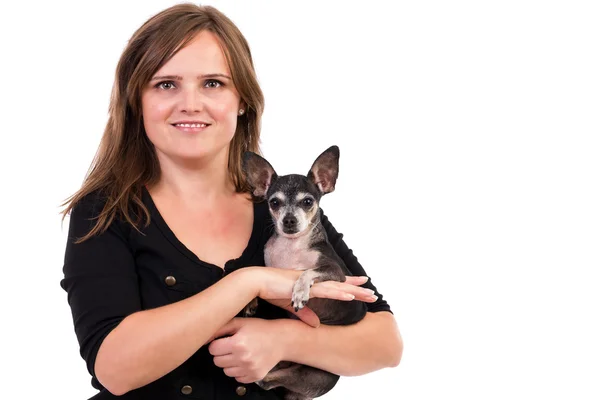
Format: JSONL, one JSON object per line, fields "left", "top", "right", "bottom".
{"left": 175, "top": 123, "right": 207, "bottom": 128}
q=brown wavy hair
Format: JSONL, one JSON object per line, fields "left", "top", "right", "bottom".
{"left": 60, "top": 3, "right": 265, "bottom": 242}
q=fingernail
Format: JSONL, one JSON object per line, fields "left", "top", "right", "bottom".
{"left": 345, "top": 293, "right": 355, "bottom": 300}
{"left": 370, "top": 295, "right": 378, "bottom": 301}
{"left": 363, "top": 289, "right": 375, "bottom": 295}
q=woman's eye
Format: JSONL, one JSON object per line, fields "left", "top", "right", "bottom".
{"left": 205, "top": 79, "right": 222, "bottom": 88}
{"left": 156, "top": 81, "right": 176, "bottom": 90}
{"left": 303, "top": 198, "right": 313, "bottom": 207}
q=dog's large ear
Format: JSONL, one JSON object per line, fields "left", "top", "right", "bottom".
{"left": 242, "top": 151, "right": 278, "bottom": 198}
{"left": 308, "top": 145, "right": 339, "bottom": 195}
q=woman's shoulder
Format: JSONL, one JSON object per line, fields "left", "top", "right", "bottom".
{"left": 65, "top": 187, "right": 150, "bottom": 247}
{"left": 71, "top": 187, "right": 147, "bottom": 219}
{"left": 69, "top": 189, "right": 109, "bottom": 219}
{"left": 68, "top": 188, "right": 140, "bottom": 234}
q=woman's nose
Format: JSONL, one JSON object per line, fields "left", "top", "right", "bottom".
{"left": 180, "top": 87, "right": 204, "bottom": 114}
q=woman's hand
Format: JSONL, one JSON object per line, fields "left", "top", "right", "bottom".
{"left": 208, "top": 318, "right": 286, "bottom": 384}
{"left": 239, "top": 267, "right": 377, "bottom": 327}
{"left": 252, "top": 267, "right": 376, "bottom": 305}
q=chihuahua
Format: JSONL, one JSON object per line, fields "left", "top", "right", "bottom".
{"left": 242, "top": 145, "right": 368, "bottom": 400}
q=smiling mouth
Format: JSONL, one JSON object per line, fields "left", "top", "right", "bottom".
{"left": 172, "top": 123, "right": 208, "bottom": 128}
{"left": 171, "top": 122, "right": 210, "bottom": 132}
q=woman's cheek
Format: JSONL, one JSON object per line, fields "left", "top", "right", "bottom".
{"left": 150, "top": 99, "right": 175, "bottom": 121}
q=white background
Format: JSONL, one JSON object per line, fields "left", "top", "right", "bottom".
{"left": 0, "top": 0, "right": 598, "bottom": 399}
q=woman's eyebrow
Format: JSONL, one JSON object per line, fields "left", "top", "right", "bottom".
{"left": 151, "top": 75, "right": 182, "bottom": 81}
{"left": 150, "top": 73, "right": 232, "bottom": 81}
{"left": 200, "top": 73, "right": 232, "bottom": 80}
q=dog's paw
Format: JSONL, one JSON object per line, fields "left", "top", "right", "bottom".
{"left": 291, "top": 274, "right": 313, "bottom": 311}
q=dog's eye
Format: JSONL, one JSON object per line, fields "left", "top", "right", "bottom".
{"left": 269, "top": 198, "right": 280, "bottom": 208}
{"left": 302, "top": 198, "right": 313, "bottom": 207}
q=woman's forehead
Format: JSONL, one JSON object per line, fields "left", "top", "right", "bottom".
{"left": 155, "top": 31, "right": 231, "bottom": 77}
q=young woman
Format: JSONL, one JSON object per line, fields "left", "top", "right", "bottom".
{"left": 60, "top": 4, "right": 402, "bottom": 399}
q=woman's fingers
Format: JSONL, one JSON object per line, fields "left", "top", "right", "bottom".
{"left": 308, "top": 284, "right": 357, "bottom": 302}
{"left": 213, "top": 354, "right": 237, "bottom": 368}
{"left": 306, "top": 275, "right": 373, "bottom": 302}
{"left": 223, "top": 367, "right": 254, "bottom": 383}
{"left": 344, "top": 275, "right": 370, "bottom": 285}
{"left": 261, "top": 298, "right": 321, "bottom": 327}
{"left": 288, "top": 304, "right": 321, "bottom": 327}
{"left": 310, "top": 281, "right": 378, "bottom": 303}
{"left": 223, "top": 367, "right": 245, "bottom": 378}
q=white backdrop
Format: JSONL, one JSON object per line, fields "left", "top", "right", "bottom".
{"left": 0, "top": 1, "right": 599, "bottom": 399}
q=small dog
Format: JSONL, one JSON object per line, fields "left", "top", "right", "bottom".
{"left": 242, "top": 145, "right": 367, "bottom": 400}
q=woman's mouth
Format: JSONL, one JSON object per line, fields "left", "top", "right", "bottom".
{"left": 171, "top": 122, "right": 210, "bottom": 132}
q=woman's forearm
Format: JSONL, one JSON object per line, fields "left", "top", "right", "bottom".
{"left": 95, "top": 267, "right": 262, "bottom": 395}
{"left": 280, "top": 311, "right": 403, "bottom": 376}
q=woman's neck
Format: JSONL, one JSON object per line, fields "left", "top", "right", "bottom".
{"left": 150, "top": 149, "right": 238, "bottom": 208}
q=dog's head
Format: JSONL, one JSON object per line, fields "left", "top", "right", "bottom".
{"left": 242, "top": 146, "right": 340, "bottom": 237}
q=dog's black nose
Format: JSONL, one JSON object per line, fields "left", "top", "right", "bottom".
{"left": 283, "top": 215, "right": 297, "bottom": 228}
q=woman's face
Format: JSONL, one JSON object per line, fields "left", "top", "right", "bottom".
{"left": 141, "top": 30, "right": 242, "bottom": 165}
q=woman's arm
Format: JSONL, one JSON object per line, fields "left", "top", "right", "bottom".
{"left": 279, "top": 311, "right": 402, "bottom": 376}
{"left": 209, "top": 311, "right": 401, "bottom": 383}
{"left": 64, "top": 196, "right": 266, "bottom": 395}
{"left": 96, "top": 268, "right": 373, "bottom": 395}
{"left": 95, "top": 266, "right": 260, "bottom": 395}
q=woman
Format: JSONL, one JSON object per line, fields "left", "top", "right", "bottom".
{"left": 60, "top": 3, "right": 402, "bottom": 399}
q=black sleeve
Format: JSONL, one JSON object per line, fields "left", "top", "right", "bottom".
{"left": 320, "top": 209, "right": 393, "bottom": 314}
{"left": 60, "top": 193, "right": 142, "bottom": 378}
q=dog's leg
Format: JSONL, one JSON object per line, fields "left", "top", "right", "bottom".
{"left": 292, "top": 261, "right": 346, "bottom": 311}
{"left": 257, "top": 363, "right": 339, "bottom": 399}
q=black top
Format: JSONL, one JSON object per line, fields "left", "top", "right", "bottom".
{"left": 60, "top": 187, "right": 392, "bottom": 400}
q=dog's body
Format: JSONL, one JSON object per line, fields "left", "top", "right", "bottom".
{"left": 263, "top": 210, "right": 366, "bottom": 326}
{"left": 242, "top": 146, "right": 367, "bottom": 400}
